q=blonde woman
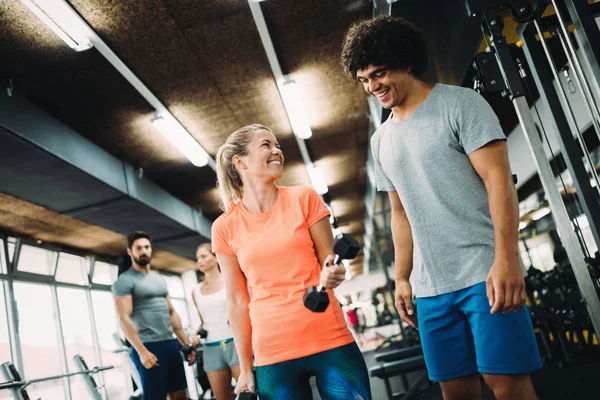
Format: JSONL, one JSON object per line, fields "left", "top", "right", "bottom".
{"left": 211, "top": 124, "right": 371, "bottom": 400}
{"left": 189, "top": 243, "right": 240, "bottom": 400}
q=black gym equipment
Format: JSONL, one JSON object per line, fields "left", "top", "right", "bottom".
{"left": 369, "top": 345, "right": 439, "bottom": 400}
{"left": 303, "top": 233, "right": 360, "bottom": 312}
{"left": 198, "top": 328, "right": 208, "bottom": 339}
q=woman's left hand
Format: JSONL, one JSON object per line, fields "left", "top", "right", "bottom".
{"left": 320, "top": 255, "right": 347, "bottom": 289}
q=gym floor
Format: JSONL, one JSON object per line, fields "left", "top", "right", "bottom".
{"left": 309, "top": 350, "right": 600, "bottom": 399}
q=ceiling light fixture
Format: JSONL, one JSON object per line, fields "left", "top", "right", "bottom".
{"left": 19, "top": 0, "right": 93, "bottom": 51}
{"left": 151, "top": 114, "right": 209, "bottom": 167}
{"left": 281, "top": 79, "right": 313, "bottom": 139}
{"left": 307, "top": 164, "right": 328, "bottom": 195}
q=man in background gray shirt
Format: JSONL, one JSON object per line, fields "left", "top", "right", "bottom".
{"left": 112, "top": 231, "right": 195, "bottom": 400}
{"left": 341, "top": 16, "right": 541, "bottom": 400}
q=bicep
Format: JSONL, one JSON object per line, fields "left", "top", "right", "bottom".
{"left": 165, "top": 296, "right": 175, "bottom": 315}
{"left": 309, "top": 217, "right": 334, "bottom": 267}
{"left": 388, "top": 191, "right": 406, "bottom": 215}
{"left": 468, "top": 140, "right": 512, "bottom": 185}
{"left": 215, "top": 253, "right": 250, "bottom": 305}
{"left": 114, "top": 295, "right": 133, "bottom": 319}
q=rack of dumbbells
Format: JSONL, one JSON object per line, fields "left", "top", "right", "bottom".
{"left": 525, "top": 259, "right": 600, "bottom": 366}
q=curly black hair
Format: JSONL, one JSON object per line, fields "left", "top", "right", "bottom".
{"left": 341, "top": 16, "right": 428, "bottom": 80}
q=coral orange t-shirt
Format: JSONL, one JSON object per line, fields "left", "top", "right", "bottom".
{"left": 212, "top": 186, "right": 355, "bottom": 366}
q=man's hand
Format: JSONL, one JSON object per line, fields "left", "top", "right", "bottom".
{"left": 234, "top": 369, "right": 256, "bottom": 394}
{"left": 396, "top": 280, "right": 418, "bottom": 330}
{"left": 319, "top": 255, "right": 346, "bottom": 289}
{"left": 186, "top": 350, "right": 196, "bottom": 366}
{"left": 486, "top": 258, "right": 526, "bottom": 314}
{"left": 189, "top": 335, "right": 200, "bottom": 348}
{"left": 139, "top": 349, "right": 159, "bottom": 369}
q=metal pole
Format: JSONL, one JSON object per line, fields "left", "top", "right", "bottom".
{"left": 521, "top": 20, "right": 600, "bottom": 250}
{"left": 513, "top": 95, "right": 600, "bottom": 338}
{"left": 550, "top": 0, "right": 600, "bottom": 137}
{"left": 562, "top": 0, "right": 600, "bottom": 108}
{"left": 6, "top": 238, "right": 25, "bottom": 377}
{"left": 554, "top": 26, "right": 600, "bottom": 147}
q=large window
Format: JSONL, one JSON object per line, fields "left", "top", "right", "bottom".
{"left": 93, "top": 261, "right": 118, "bottom": 285}
{"left": 17, "top": 245, "right": 56, "bottom": 275}
{"left": 13, "top": 282, "right": 67, "bottom": 398}
{"left": 164, "top": 275, "right": 190, "bottom": 330}
{"left": 55, "top": 254, "right": 89, "bottom": 285}
{"left": 0, "top": 238, "right": 197, "bottom": 400}
{"left": 91, "top": 290, "right": 130, "bottom": 399}
{"left": 57, "top": 287, "right": 98, "bottom": 399}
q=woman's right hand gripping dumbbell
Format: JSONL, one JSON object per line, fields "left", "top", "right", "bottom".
{"left": 235, "top": 369, "right": 256, "bottom": 398}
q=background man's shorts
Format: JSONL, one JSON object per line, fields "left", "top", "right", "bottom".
{"left": 130, "top": 339, "right": 187, "bottom": 399}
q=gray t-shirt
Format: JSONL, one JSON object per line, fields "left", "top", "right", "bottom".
{"left": 371, "top": 83, "right": 510, "bottom": 297}
{"left": 112, "top": 268, "right": 174, "bottom": 343}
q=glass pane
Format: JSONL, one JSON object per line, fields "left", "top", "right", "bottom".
{"left": 91, "top": 291, "right": 130, "bottom": 397}
{"left": 164, "top": 275, "right": 185, "bottom": 298}
{"left": 17, "top": 245, "right": 56, "bottom": 275}
{"left": 0, "top": 282, "right": 11, "bottom": 368}
{"left": 92, "top": 261, "right": 118, "bottom": 285}
{"left": 55, "top": 254, "right": 89, "bottom": 285}
{"left": 0, "top": 238, "right": 6, "bottom": 274}
{"left": 13, "top": 283, "right": 63, "bottom": 381}
{"left": 57, "top": 287, "right": 97, "bottom": 399}
{"left": 7, "top": 237, "right": 16, "bottom": 265}
{"left": 26, "top": 379, "right": 68, "bottom": 400}
{"left": 171, "top": 298, "right": 190, "bottom": 331}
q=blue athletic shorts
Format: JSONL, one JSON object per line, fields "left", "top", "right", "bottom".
{"left": 255, "top": 342, "right": 371, "bottom": 400}
{"left": 130, "top": 339, "right": 188, "bottom": 400}
{"left": 416, "top": 282, "right": 543, "bottom": 382}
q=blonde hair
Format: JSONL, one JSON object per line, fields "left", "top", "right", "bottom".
{"left": 216, "top": 124, "right": 271, "bottom": 211}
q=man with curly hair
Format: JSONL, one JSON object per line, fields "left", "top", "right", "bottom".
{"left": 341, "top": 16, "right": 542, "bottom": 400}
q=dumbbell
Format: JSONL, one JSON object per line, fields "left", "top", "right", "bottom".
{"left": 303, "top": 233, "right": 360, "bottom": 312}
{"left": 236, "top": 392, "right": 257, "bottom": 400}
{"left": 181, "top": 344, "right": 194, "bottom": 358}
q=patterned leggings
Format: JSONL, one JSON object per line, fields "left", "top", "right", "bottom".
{"left": 255, "top": 342, "right": 371, "bottom": 400}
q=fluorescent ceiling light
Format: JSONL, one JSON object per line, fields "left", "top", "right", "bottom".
{"left": 151, "top": 115, "right": 209, "bottom": 167}
{"left": 19, "top": 0, "right": 93, "bottom": 51}
{"left": 532, "top": 207, "right": 551, "bottom": 221}
{"left": 280, "top": 79, "right": 313, "bottom": 139}
{"left": 307, "top": 165, "right": 328, "bottom": 195}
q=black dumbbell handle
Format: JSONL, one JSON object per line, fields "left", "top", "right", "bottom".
{"left": 316, "top": 254, "right": 344, "bottom": 292}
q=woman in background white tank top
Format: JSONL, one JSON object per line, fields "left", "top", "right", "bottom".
{"left": 189, "top": 243, "right": 240, "bottom": 400}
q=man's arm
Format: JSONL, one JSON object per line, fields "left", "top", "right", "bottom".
{"left": 468, "top": 140, "right": 526, "bottom": 313}
{"left": 388, "top": 191, "right": 418, "bottom": 330}
{"left": 166, "top": 296, "right": 190, "bottom": 345}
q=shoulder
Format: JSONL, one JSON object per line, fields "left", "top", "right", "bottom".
{"left": 283, "top": 185, "right": 318, "bottom": 201}
{"left": 212, "top": 206, "right": 239, "bottom": 232}
{"left": 438, "top": 84, "right": 485, "bottom": 105}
